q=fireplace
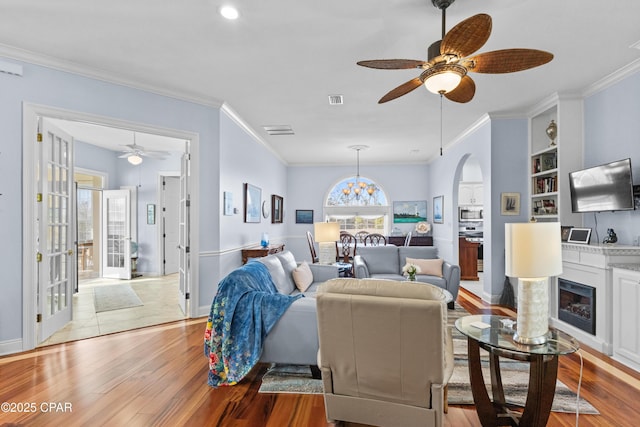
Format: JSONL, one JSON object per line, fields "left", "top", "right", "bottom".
{"left": 558, "top": 278, "right": 596, "bottom": 335}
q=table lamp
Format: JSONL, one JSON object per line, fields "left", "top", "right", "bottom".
{"left": 505, "top": 222, "right": 562, "bottom": 345}
{"left": 314, "top": 222, "right": 340, "bottom": 265}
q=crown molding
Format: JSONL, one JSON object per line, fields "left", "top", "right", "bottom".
{"left": 582, "top": 57, "right": 640, "bottom": 98}
{"left": 220, "top": 103, "right": 288, "bottom": 166}
{"left": 0, "top": 43, "right": 223, "bottom": 109}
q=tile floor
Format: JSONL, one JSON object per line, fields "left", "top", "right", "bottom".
{"left": 460, "top": 272, "right": 484, "bottom": 299}
{"left": 40, "top": 274, "right": 185, "bottom": 346}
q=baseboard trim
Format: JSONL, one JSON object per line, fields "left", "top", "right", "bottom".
{"left": 0, "top": 338, "right": 23, "bottom": 356}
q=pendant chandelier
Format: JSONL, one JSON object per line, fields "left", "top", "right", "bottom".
{"left": 342, "top": 145, "right": 376, "bottom": 199}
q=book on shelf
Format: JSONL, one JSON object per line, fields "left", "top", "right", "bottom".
{"left": 533, "top": 176, "right": 557, "bottom": 194}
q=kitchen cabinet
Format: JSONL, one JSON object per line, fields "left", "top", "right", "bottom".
{"left": 459, "top": 237, "right": 479, "bottom": 281}
{"left": 459, "top": 182, "right": 483, "bottom": 206}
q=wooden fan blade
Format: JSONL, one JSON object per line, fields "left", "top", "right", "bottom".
{"left": 441, "top": 14, "right": 492, "bottom": 59}
{"left": 444, "top": 75, "right": 476, "bottom": 103}
{"left": 378, "top": 77, "right": 423, "bottom": 103}
{"left": 357, "top": 59, "right": 426, "bottom": 70}
{"left": 463, "top": 49, "right": 554, "bottom": 74}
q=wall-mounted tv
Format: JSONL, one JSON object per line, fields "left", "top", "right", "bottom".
{"left": 569, "top": 158, "right": 635, "bottom": 213}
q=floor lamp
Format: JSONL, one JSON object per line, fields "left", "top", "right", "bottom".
{"left": 314, "top": 222, "right": 340, "bottom": 265}
{"left": 505, "top": 222, "right": 563, "bottom": 345}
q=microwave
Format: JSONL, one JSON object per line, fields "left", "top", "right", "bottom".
{"left": 459, "top": 207, "right": 483, "bottom": 221}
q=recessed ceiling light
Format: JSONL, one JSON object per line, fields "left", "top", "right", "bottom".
{"left": 220, "top": 6, "right": 239, "bottom": 20}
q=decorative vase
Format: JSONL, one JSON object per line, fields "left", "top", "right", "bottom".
{"left": 546, "top": 120, "right": 557, "bottom": 146}
{"left": 408, "top": 274, "right": 416, "bottom": 281}
{"left": 260, "top": 232, "right": 269, "bottom": 248}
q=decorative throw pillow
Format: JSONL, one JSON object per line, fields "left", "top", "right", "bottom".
{"left": 292, "top": 261, "right": 314, "bottom": 292}
{"left": 406, "top": 257, "right": 443, "bottom": 277}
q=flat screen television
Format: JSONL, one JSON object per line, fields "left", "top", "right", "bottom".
{"left": 569, "top": 158, "right": 635, "bottom": 213}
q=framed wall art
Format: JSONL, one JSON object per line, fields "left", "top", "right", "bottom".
{"left": 500, "top": 192, "right": 520, "bottom": 216}
{"left": 433, "top": 196, "right": 443, "bottom": 224}
{"left": 272, "top": 194, "right": 283, "bottom": 224}
{"left": 244, "top": 183, "right": 261, "bottom": 223}
{"left": 223, "top": 191, "right": 233, "bottom": 216}
{"left": 295, "top": 209, "right": 313, "bottom": 224}
{"left": 393, "top": 200, "right": 427, "bottom": 223}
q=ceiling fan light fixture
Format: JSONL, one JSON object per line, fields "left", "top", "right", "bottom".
{"left": 127, "top": 154, "right": 143, "bottom": 165}
{"left": 421, "top": 64, "right": 465, "bottom": 94}
{"left": 220, "top": 6, "right": 239, "bottom": 20}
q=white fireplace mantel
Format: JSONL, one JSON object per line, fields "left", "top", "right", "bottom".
{"left": 549, "top": 243, "right": 640, "bottom": 355}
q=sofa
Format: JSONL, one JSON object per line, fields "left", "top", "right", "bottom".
{"left": 353, "top": 246, "right": 460, "bottom": 308}
{"left": 255, "top": 250, "right": 338, "bottom": 367}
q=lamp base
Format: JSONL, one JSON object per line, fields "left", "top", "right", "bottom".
{"left": 515, "top": 278, "right": 549, "bottom": 345}
{"left": 318, "top": 241, "right": 336, "bottom": 265}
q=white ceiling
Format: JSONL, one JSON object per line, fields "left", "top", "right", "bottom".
{"left": 2, "top": 0, "right": 640, "bottom": 165}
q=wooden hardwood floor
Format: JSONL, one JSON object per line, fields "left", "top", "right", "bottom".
{"left": 1, "top": 288, "right": 639, "bottom": 426}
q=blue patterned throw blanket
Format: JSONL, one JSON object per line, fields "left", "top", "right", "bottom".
{"left": 204, "top": 261, "right": 303, "bottom": 387}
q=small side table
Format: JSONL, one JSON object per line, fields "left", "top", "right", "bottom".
{"left": 333, "top": 262, "right": 353, "bottom": 277}
{"left": 241, "top": 244, "right": 285, "bottom": 264}
{"left": 455, "top": 315, "right": 579, "bottom": 427}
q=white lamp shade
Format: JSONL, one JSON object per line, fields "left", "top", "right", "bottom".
{"left": 505, "top": 222, "right": 563, "bottom": 279}
{"left": 314, "top": 222, "right": 340, "bottom": 243}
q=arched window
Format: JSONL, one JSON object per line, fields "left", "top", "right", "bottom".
{"left": 324, "top": 176, "right": 390, "bottom": 235}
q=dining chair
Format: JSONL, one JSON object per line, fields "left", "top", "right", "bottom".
{"left": 354, "top": 231, "right": 369, "bottom": 244}
{"left": 404, "top": 231, "right": 413, "bottom": 246}
{"left": 306, "top": 230, "right": 319, "bottom": 263}
{"left": 363, "top": 233, "right": 387, "bottom": 246}
{"left": 336, "top": 232, "right": 357, "bottom": 263}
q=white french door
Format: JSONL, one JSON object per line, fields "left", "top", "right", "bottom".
{"left": 102, "top": 189, "right": 132, "bottom": 279}
{"left": 38, "top": 120, "right": 75, "bottom": 342}
{"left": 178, "top": 152, "right": 190, "bottom": 314}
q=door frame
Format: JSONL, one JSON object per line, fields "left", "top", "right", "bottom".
{"left": 22, "top": 102, "right": 200, "bottom": 351}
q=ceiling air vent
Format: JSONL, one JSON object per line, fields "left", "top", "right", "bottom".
{"left": 328, "top": 94, "right": 344, "bottom": 105}
{"left": 263, "top": 125, "right": 294, "bottom": 136}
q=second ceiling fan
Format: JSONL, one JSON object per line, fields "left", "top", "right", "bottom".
{"left": 357, "top": 0, "right": 553, "bottom": 104}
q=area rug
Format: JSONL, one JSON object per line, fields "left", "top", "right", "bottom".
{"left": 93, "top": 284, "right": 143, "bottom": 313}
{"left": 259, "top": 304, "right": 599, "bottom": 414}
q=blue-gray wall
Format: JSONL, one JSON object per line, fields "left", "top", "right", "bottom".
{"left": 583, "top": 73, "right": 640, "bottom": 244}
{"left": 2, "top": 53, "right": 639, "bottom": 353}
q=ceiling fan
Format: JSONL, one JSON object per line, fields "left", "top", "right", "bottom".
{"left": 118, "top": 132, "right": 170, "bottom": 165}
{"left": 357, "top": 0, "right": 553, "bottom": 104}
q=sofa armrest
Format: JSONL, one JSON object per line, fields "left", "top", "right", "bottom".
{"left": 353, "top": 255, "right": 370, "bottom": 278}
{"left": 442, "top": 261, "right": 461, "bottom": 299}
{"left": 309, "top": 263, "right": 339, "bottom": 283}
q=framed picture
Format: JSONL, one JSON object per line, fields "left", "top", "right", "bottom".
{"left": 561, "top": 225, "right": 573, "bottom": 242}
{"left": 272, "top": 194, "right": 283, "bottom": 224}
{"left": 567, "top": 227, "right": 592, "bottom": 244}
{"left": 501, "top": 192, "right": 520, "bottom": 216}
{"left": 146, "top": 204, "right": 156, "bottom": 225}
{"left": 295, "top": 209, "right": 313, "bottom": 224}
{"left": 433, "top": 196, "right": 444, "bottom": 224}
{"left": 244, "top": 183, "right": 261, "bottom": 223}
{"left": 223, "top": 191, "right": 233, "bottom": 216}
{"left": 393, "top": 200, "right": 427, "bottom": 223}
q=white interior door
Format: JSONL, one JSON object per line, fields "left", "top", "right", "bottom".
{"left": 178, "top": 153, "right": 190, "bottom": 314}
{"left": 162, "top": 176, "right": 180, "bottom": 275}
{"left": 102, "top": 189, "right": 131, "bottom": 279}
{"left": 38, "top": 120, "right": 75, "bottom": 342}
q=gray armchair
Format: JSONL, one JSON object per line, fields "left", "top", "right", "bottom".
{"left": 316, "top": 278, "right": 454, "bottom": 427}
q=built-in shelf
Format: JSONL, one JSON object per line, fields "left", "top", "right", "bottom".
{"left": 528, "top": 94, "right": 583, "bottom": 226}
